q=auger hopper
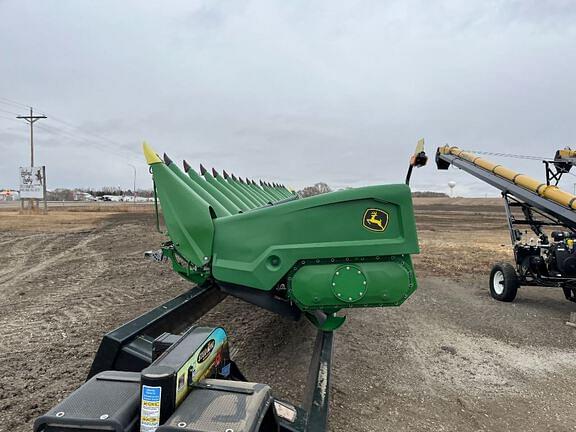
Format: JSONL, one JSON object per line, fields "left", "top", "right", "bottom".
{"left": 144, "top": 143, "right": 419, "bottom": 330}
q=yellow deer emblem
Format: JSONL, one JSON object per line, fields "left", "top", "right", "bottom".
{"left": 362, "top": 208, "right": 389, "bottom": 232}
{"left": 367, "top": 211, "right": 384, "bottom": 229}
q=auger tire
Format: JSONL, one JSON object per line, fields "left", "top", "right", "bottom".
{"left": 489, "top": 263, "right": 519, "bottom": 302}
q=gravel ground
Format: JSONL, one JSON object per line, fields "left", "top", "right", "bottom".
{"left": 0, "top": 200, "right": 575, "bottom": 431}
{"left": 331, "top": 279, "right": 576, "bottom": 432}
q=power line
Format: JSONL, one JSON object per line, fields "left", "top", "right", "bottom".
{"left": 0, "top": 125, "right": 21, "bottom": 133}
{"left": 0, "top": 114, "right": 22, "bottom": 123}
{"left": 1, "top": 95, "right": 140, "bottom": 162}
{"left": 0, "top": 96, "right": 29, "bottom": 109}
{"left": 1, "top": 97, "right": 121, "bottom": 143}
{"left": 461, "top": 149, "right": 549, "bottom": 161}
{"left": 0, "top": 97, "right": 131, "bottom": 152}
{"left": 0, "top": 107, "right": 21, "bottom": 116}
{"left": 460, "top": 147, "right": 576, "bottom": 190}
{"left": 34, "top": 122, "right": 139, "bottom": 163}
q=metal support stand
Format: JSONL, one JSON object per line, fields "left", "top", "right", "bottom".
{"left": 303, "top": 330, "right": 334, "bottom": 431}
{"left": 88, "top": 283, "right": 226, "bottom": 378}
{"left": 87, "top": 281, "right": 336, "bottom": 431}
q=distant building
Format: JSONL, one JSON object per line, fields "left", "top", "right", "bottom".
{"left": 73, "top": 191, "right": 97, "bottom": 201}
{"left": 0, "top": 189, "right": 20, "bottom": 201}
{"left": 101, "top": 195, "right": 123, "bottom": 202}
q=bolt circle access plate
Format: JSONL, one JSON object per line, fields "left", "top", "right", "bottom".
{"left": 331, "top": 265, "right": 367, "bottom": 303}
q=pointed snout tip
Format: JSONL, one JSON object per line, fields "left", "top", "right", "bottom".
{"left": 142, "top": 141, "right": 162, "bottom": 165}
{"left": 183, "top": 159, "right": 191, "bottom": 173}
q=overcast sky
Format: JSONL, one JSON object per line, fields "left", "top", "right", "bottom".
{"left": 1, "top": 0, "right": 575, "bottom": 196}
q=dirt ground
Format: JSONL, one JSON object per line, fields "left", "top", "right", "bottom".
{"left": 1, "top": 198, "right": 575, "bottom": 432}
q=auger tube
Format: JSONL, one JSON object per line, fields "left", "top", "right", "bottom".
{"left": 438, "top": 146, "right": 576, "bottom": 210}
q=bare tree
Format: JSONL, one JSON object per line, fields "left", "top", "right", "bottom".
{"left": 298, "top": 182, "right": 332, "bottom": 198}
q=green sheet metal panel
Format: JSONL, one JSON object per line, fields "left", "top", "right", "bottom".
{"left": 184, "top": 162, "right": 241, "bottom": 214}
{"left": 166, "top": 156, "right": 231, "bottom": 218}
{"left": 145, "top": 144, "right": 215, "bottom": 267}
{"left": 217, "top": 175, "right": 256, "bottom": 208}
{"left": 226, "top": 176, "right": 260, "bottom": 208}
{"left": 289, "top": 258, "right": 416, "bottom": 311}
{"left": 237, "top": 178, "right": 266, "bottom": 206}
{"left": 203, "top": 170, "right": 250, "bottom": 211}
{"left": 256, "top": 181, "right": 279, "bottom": 202}
{"left": 246, "top": 179, "right": 271, "bottom": 204}
{"left": 263, "top": 182, "right": 284, "bottom": 200}
{"left": 212, "top": 184, "right": 418, "bottom": 290}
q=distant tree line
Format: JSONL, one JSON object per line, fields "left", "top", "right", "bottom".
{"left": 296, "top": 182, "right": 448, "bottom": 199}
{"left": 411, "top": 191, "right": 448, "bottom": 197}
{"left": 46, "top": 187, "right": 154, "bottom": 201}
{"left": 297, "top": 182, "right": 332, "bottom": 197}
{"left": 45, "top": 183, "right": 448, "bottom": 201}
{"left": 79, "top": 187, "right": 154, "bottom": 198}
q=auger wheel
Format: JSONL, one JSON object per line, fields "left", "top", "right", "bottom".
{"left": 489, "top": 262, "right": 519, "bottom": 302}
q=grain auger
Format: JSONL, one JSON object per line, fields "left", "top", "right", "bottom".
{"left": 437, "top": 145, "right": 576, "bottom": 303}
{"left": 145, "top": 142, "right": 420, "bottom": 331}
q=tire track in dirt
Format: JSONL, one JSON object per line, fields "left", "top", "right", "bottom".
{"left": 7, "top": 201, "right": 575, "bottom": 432}
{"left": 0, "top": 232, "right": 103, "bottom": 289}
{"left": 0, "top": 232, "right": 107, "bottom": 353}
{"left": 0, "top": 215, "right": 194, "bottom": 431}
{"left": 0, "top": 233, "right": 51, "bottom": 286}
{"left": 0, "top": 223, "right": 173, "bottom": 356}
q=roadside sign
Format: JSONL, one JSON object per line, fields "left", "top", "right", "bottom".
{"left": 19, "top": 166, "right": 45, "bottom": 199}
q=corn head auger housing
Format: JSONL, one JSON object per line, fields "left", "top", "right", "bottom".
{"left": 436, "top": 145, "right": 576, "bottom": 303}
{"left": 144, "top": 142, "right": 420, "bottom": 331}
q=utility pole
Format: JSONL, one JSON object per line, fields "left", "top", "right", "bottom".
{"left": 128, "top": 163, "right": 137, "bottom": 203}
{"left": 17, "top": 108, "right": 47, "bottom": 212}
{"left": 17, "top": 108, "right": 47, "bottom": 167}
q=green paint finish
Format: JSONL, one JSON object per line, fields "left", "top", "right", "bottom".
{"left": 289, "top": 258, "right": 416, "bottom": 311}
{"left": 186, "top": 166, "right": 241, "bottom": 214}
{"left": 150, "top": 162, "right": 215, "bottom": 267}
{"left": 275, "top": 186, "right": 290, "bottom": 199}
{"left": 263, "top": 184, "right": 283, "bottom": 200}
{"left": 247, "top": 181, "right": 272, "bottom": 204}
{"left": 162, "top": 247, "right": 209, "bottom": 285}
{"left": 276, "top": 186, "right": 290, "bottom": 199}
{"left": 237, "top": 180, "right": 266, "bottom": 206}
{"left": 217, "top": 176, "right": 255, "bottom": 208}
{"left": 227, "top": 178, "right": 260, "bottom": 208}
{"left": 147, "top": 141, "right": 419, "bottom": 327}
{"left": 304, "top": 312, "right": 346, "bottom": 331}
{"left": 331, "top": 264, "right": 367, "bottom": 303}
{"left": 167, "top": 161, "right": 230, "bottom": 218}
{"left": 212, "top": 184, "right": 418, "bottom": 290}
{"left": 204, "top": 172, "right": 249, "bottom": 211}
{"left": 255, "top": 183, "right": 277, "bottom": 202}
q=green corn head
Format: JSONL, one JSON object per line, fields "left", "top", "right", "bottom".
{"left": 144, "top": 143, "right": 419, "bottom": 330}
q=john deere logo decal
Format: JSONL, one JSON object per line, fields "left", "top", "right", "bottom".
{"left": 363, "top": 209, "right": 388, "bottom": 232}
